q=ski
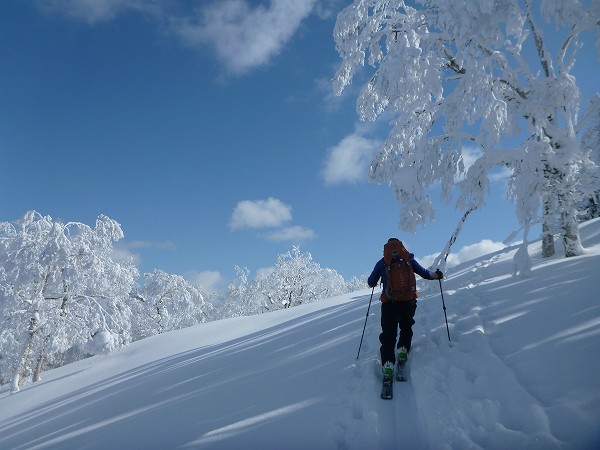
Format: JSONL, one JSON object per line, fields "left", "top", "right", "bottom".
{"left": 396, "top": 360, "right": 408, "bottom": 382}
{"left": 381, "top": 377, "right": 393, "bottom": 399}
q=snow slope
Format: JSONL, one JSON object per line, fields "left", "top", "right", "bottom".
{"left": 1, "top": 219, "right": 599, "bottom": 449}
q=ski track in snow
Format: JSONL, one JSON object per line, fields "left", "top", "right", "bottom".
{"left": 330, "top": 295, "right": 426, "bottom": 450}
{"left": 329, "top": 298, "right": 392, "bottom": 449}
{"left": 330, "top": 301, "right": 382, "bottom": 449}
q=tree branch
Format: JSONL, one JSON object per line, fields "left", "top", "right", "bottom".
{"left": 443, "top": 49, "right": 466, "bottom": 74}
{"left": 525, "top": 0, "right": 553, "bottom": 77}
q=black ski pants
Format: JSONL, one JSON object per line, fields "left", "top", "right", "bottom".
{"left": 379, "top": 299, "right": 417, "bottom": 366}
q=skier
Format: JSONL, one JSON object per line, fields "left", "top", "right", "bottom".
{"left": 368, "top": 238, "right": 443, "bottom": 384}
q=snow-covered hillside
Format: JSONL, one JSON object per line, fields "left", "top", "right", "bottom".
{"left": 1, "top": 220, "right": 599, "bottom": 449}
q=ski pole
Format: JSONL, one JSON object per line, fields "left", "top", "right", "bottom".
{"left": 436, "top": 269, "right": 451, "bottom": 343}
{"left": 356, "top": 286, "right": 375, "bottom": 360}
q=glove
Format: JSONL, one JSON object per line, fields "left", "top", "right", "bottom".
{"left": 435, "top": 269, "right": 444, "bottom": 280}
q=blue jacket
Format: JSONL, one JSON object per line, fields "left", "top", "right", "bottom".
{"left": 368, "top": 255, "right": 434, "bottom": 291}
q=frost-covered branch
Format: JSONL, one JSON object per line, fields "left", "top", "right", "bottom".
{"left": 334, "top": 0, "right": 598, "bottom": 261}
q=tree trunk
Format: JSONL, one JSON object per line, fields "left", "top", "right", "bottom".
{"left": 562, "top": 212, "right": 584, "bottom": 257}
{"left": 33, "top": 352, "right": 45, "bottom": 383}
{"left": 11, "top": 347, "right": 30, "bottom": 394}
{"left": 556, "top": 174, "right": 584, "bottom": 257}
{"left": 542, "top": 220, "right": 555, "bottom": 258}
{"left": 541, "top": 184, "right": 555, "bottom": 258}
{"left": 513, "top": 222, "right": 532, "bottom": 278}
{"left": 11, "top": 317, "right": 37, "bottom": 394}
{"left": 431, "top": 206, "right": 476, "bottom": 272}
{"left": 32, "top": 333, "right": 51, "bottom": 383}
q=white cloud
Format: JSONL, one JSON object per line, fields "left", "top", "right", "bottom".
{"left": 489, "top": 166, "right": 513, "bottom": 183}
{"left": 125, "top": 240, "right": 177, "bottom": 250}
{"left": 184, "top": 270, "right": 224, "bottom": 293}
{"left": 230, "top": 198, "right": 315, "bottom": 243}
{"left": 34, "top": 0, "right": 319, "bottom": 75}
{"left": 255, "top": 266, "right": 275, "bottom": 278}
{"left": 322, "top": 132, "right": 380, "bottom": 185}
{"left": 312, "top": 0, "right": 346, "bottom": 20}
{"left": 229, "top": 197, "right": 292, "bottom": 230}
{"left": 449, "top": 239, "right": 506, "bottom": 266}
{"left": 459, "top": 146, "right": 483, "bottom": 177}
{"left": 171, "top": 0, "right": 317, "bottom": 75}
{"left": 112, "top": 245, "right": 141, "bottom": 265}
{"left": 113, "top": 239, "right": 176, "bottom": 264}
{"left": 264, "top": 225, "right": 315, "bottom": 242}
{"left": 420, "top": 239, "right": 506, "bottom": 269}
{"left": 35, "top": 0, "right": 165, "bottom": 24}
{"left": 459, "top": 146, "right": 513, "bottom": 183}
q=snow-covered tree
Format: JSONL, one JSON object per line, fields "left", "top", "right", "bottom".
{"left": 260, "top": 247, "right": 347, "bottom": 310}
{"left": 334, "top": 0, "right": 600, "bottom": 260}
{"left": 218, "top": 247, "right": 347, "bottom": 317}
{"left": 0, "top": 212, "right": 138, "bottom": 391}
{"left": 218, "top": 266, "right": 258, "bottom": 318}
{"left": 346, "top": 274, "right": 369, "bottom": 292}
{"left": 131, "top": 270, "right": 209, "bottom": 340}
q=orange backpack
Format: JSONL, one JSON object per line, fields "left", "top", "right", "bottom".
{"left": 382, "top": 240, "right": 417, "bottom": 302}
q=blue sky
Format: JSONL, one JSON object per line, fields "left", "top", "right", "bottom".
{"left": 1, "top": 1, "right": 597, "bottom": 292}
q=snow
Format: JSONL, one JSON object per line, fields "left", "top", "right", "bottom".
{"left": 1, "top": 219, "right": 600, "bottom": 449}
